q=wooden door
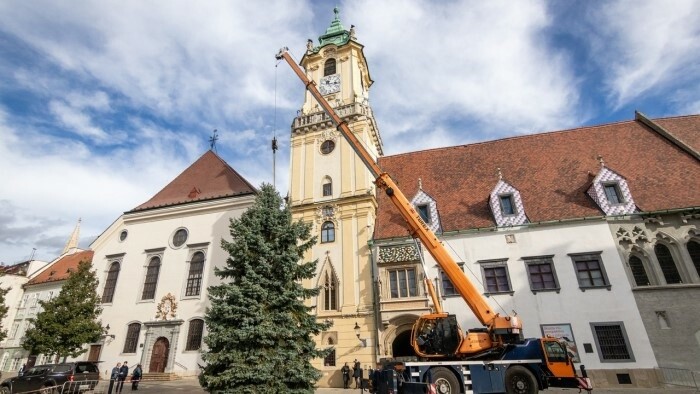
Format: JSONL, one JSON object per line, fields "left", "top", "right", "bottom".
{"left": 88, "top": 345, "right": 102, "bottom": 362}
{"left": 149, "top": 337, "right": 169, "bottom": 373}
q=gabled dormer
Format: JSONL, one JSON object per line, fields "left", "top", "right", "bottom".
{"left": 587, "top": 158, "right": 637, "bottom": 216}
{"left": 489, "top": 170, "right": 528, "bottom": 227}
{"left": 411, "top": 179, "right": 442, "bottom": 234}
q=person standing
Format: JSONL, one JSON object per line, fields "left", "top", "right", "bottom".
{"left": 116, "top": 361, "right": 129, "bottom": 393}
{"left": 131, "top": 364, "right": 142, "bottom": 390}
{"left": 353, "top": 360, "right": 361, "bottom": 389}
{"left": 341, "top": 362, "right": 351, "bottom": 389}
{"left": 108, "top": 362, "right": 121, "bottom": 394}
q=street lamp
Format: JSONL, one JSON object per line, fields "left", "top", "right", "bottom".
{"left": 354, "top": 322, "right": 367, "bottom": 347}
{"left": 102, "top": 324, "right": 115, "bottom": 340}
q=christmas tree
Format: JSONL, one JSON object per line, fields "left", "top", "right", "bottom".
{"left": 200, "top": 184, "right": 330, "bottom": 393}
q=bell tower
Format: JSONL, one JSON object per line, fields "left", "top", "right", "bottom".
{"left": 288, "top": 7, "right": 382, "bottom": 386}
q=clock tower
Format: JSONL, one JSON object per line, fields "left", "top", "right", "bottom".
{"left": 289, "top": 8, "right": 383, "bottom": 386}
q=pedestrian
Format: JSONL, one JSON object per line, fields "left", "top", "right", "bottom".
{"left": 108, "top": 362, "right": 121, "bottom": 394}
{"left": 116, "top": 361, "right": 129, "bottom": 393}
{"left": 353, "top": 359, "right": 361, "bottom": 389}
{"left": 341, "top": 362, "right": 351, "bottom": 389}
{"left": 131, "top": 364, "right": 142, "bottom": 390}
{"left": 370, "top": 362, "right": 382, "bottom": 393}
{"left": 18, "top": 363, "right": 26, "bottom": 376}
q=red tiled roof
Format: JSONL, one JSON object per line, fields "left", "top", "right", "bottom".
{"left": 130, "top": 150, "right": 257, "bottom": 212}
{"left": 655, "top": 115, "right": 700, "bottom": 153}
{"left": 374, "top": 114, "right": 700, "bottom": 240}
{"left": 26, "top": 250, "right": 94, "bottom": 286}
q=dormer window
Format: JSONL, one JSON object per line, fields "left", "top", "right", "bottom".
{"left": 417, "top": 204, "right": 431, "bottom": 223}
{"left": 324, "top": 58, "right": 336, "bottom": 76}
{"left": 603, "top": 183, "right": 623, "bottom": 204}
{"left": 489, "top": 180, "right": 527, "bottom": 227}
{"left": 587, "top": 166, "right": 636, "bottom": 216}
{"left": 499, "top": 194, "right": 516, "bottom": 215}
{"left": 410, "top": 185, "right": 442, "bottom": 234}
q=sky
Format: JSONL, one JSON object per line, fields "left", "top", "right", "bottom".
{"left": 1, "top": 0, "right": 699, "bottom": 264}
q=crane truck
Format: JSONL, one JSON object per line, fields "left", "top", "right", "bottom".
{"left": 276, "top": 47, "right": 593, "bottom": 394}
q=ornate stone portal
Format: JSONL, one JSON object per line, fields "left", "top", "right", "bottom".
{"left": 141, "top": 293, "right": 182, "bottom": 373}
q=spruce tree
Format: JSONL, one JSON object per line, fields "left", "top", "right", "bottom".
{"left": 200, "top": 184, "right": 330, "bottom": 393}
{"left": 23, "top": 260, "right": 103, "bottom": 362}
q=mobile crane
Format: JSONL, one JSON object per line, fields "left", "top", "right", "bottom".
{"left": 277, "top": 47, "right": 592, "bottom": 394}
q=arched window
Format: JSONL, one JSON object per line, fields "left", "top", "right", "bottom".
{"left": 101, "top": 262, "right": 120, "bottom": 303}
{"left": 322, "top": 177, "right": 332, "bottom": 197}
{"left": 688, "top": 240, "right": 700, "bottom": 277}
{"left": 655, "top": 244, "right": 681, "bottom": 284}
{"left": 123, "top": 323, "right": 141, "bottom": 353}
{"left": 185, "top": 319, "right": 204, "bottom": 351}
{"left": 141, "top": 256, "right": 161, "bottom": 300}
{"left": 628, "top": 256, "right": 650, "bottom": 286}
{"left": 324, "top": 58, "right": 336, "bottom": 76}
{"left": 322, "top": 271, "right": 338, "bottom": 311}
{"left": 321, "top": 222, "right": 335, "bottom": 243}
{"left": 323, "top": 337, "right": 336, "bottom": 366}
{"left": 186, "top": 252, "right": 205, "bottom": 297}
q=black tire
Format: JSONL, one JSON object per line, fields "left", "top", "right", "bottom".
{"left": 505, "top": 365, "right": 538, "bottom": 394}
{"left": 0, "top": 387, "right": 9, "bottom": 394}
{"left": 431, "top": 367, "right": 460, "bottom": 394}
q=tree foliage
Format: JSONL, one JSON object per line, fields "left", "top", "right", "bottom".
{"left": 200, "top": 184, "right": 330, "bottom": 393}
{"left": 23, "top": 260, "right": 103, "bottom": 361}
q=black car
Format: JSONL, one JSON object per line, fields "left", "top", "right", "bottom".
{"left": 0, "top": 362, "right": 100, "bottom": 394}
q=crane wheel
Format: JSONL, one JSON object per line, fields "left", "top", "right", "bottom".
{"left": 505, "top": 365, "right": 537, "bottom": 394}
{"left": 430, "top": 367, "right": 460, "bottom": 394}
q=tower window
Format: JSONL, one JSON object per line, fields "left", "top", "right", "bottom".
{"left": 324, "top": 58, "right": 336, "bottom": 76}
{"left": 322, "top": 177, "right": 332, "bottom": 196}
{"left": 500, "top": 195, "right": 516, "bottom": 215}
{"left": 322, "top": 271, "right": 337, "bottom": 311}
{"left": 320, "top": 140, "right": 335, "bottom": 154}
{"left": 604, "top": 183, "right": 624, "bottom": 204}
{"left": 321, "top": 221, "right": 335, "bottom": 243}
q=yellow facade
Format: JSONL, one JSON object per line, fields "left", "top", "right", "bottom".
{"left": 288, "top": 16, "right": 383, "bottom": 388}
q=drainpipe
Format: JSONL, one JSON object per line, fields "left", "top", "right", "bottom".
{"left": 367, "top": 239, "right": 381, "bottom": 362}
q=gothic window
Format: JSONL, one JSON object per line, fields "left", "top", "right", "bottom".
{"left": 186, "top": 252, "right": 205, "bottom": 297}
{"left": 323, "top": 337, "right": 336, "bottom": 366}
{"left": 571, "top": 253, "right": 610, "bottom": 290}
{"left": 628, "top": 256, "right": 650, "bottom": 286}
{"left": 324, "top": 58, "right": 336, "bottom": 76}
{"left": 321, "top": 221, "right": 335, "bottom": 243}
{"left": 322, "top": 177, "right": 332, "bottom": 197}
{"left": 389, "top": 268, "right": 417, "bottom": 298}
{"left": 141, "top": 256, "right": 161, "bottom": 300}
{"left": 186, "top": 319, "right": 204, "bottom": 351}
{"left": 655, "top": 244, "right": 681, "bottom": 284}
{"left": 322, "top": 271, "right": 338, "bottom": 311}
{"left": 523, "top": 256, "right": 559, "bottom": 292}
{"left": 687, "top": 240, "right": 700, "bottom": 277}
{"left": 122, "top": 323, "right": 141, "bottom": 353}
{"left": 101, "top": 262, "right": 120, "bottom": 303}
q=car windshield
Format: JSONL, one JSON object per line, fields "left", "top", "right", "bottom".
{"left": 52, "top": 365, "right": 72, "bottom": 373}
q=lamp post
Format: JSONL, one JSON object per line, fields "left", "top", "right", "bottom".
{"left": 354, "top": 322, "right": 367, "bottom": 347}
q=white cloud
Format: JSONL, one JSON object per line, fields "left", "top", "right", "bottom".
{"left": 585, "top": 0, "right": 700, "bottom": 108}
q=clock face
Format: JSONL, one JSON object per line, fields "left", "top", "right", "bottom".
{"left": 319, "top": 74, "right": 341, "bottom": 95}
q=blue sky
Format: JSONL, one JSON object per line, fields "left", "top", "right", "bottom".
{"left": 1, "top": 0, "right": 699, "bottom": 264}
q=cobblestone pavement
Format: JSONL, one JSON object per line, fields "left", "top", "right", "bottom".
{"left": 130, "top": 378, "right": 699, "bottom": 393}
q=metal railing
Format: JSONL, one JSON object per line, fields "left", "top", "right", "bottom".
{"left": 14, "top": 379, "right": 106, "bottom": 394}
{"left": 659, "top": 367, "right": 700, "bottom": 390}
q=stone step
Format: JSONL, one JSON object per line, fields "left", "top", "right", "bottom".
{"left": 140, "top": 372, "right": 181, "bottom": 381}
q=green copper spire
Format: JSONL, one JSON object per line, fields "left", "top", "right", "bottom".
{"left": 315, "top": 7, "right": 351, "bottom": 50}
